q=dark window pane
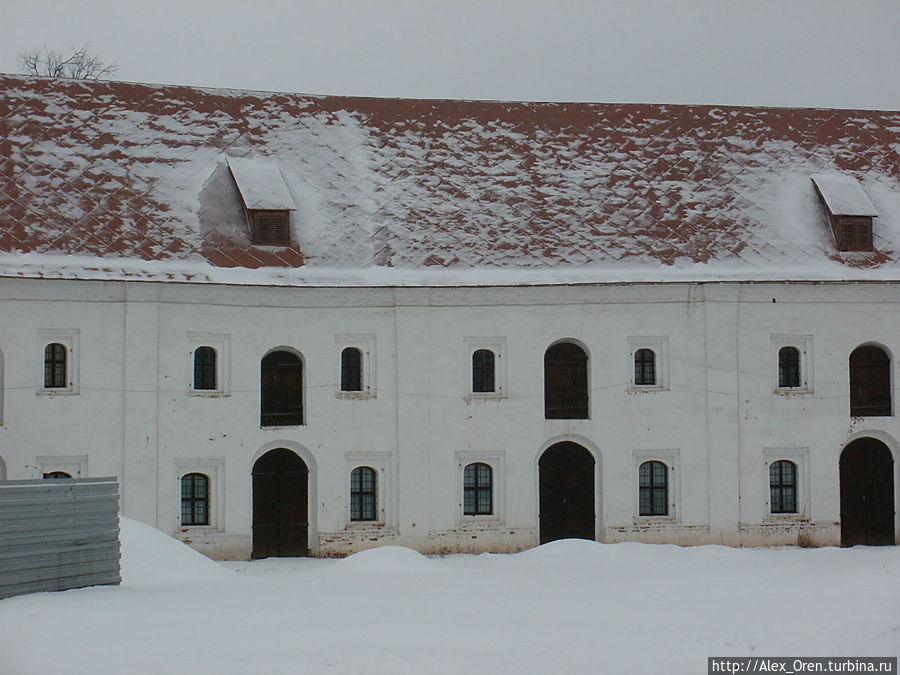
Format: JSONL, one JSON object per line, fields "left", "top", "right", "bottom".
{"left": 849, "top": 346, "right": 891, "bottom": 416}
{"left": 261, "top": 351, "right": 303, "bottom": 426}
{"left": 634, "top": 348, "right": 656, "bottom": 386}
{"left": 341, "top": 347, "right": 363, "bottom": 392}
{"left": 472, "top": 349, "right": 495, "bottom": 393}
{"left": 769, "top": 460, "right": 797, "bottom": 514}
{"left": 639, "top": 461, "right": 668, "bottom": 516}
{"left": 44, "top": 343, "right": 67, "bottom": 388}
{"left": 350, "top": 467, "right": 377, "bottom": 521}
{"left": 181, "top": 473, "right": 210, "bottom": 526}
{"left": 778, "top": 347, "right": 801, "bottom": 388}
{"left": 544, "top": 342, "right": 588, "bottom": 419}
{"left": 193, "top": 346, "right": 217, "bottom": 390}
{"left": 463, "top": 462, "right": 493, "bottom": 515}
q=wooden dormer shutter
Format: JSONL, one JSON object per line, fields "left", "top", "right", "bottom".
{"left": 810, "top": 174, "right": 877, "bottom": 252}
{"left": 227, "top": 157, "right": 296, "bottom": 247}
{"left": 249, "top": 209, "right": 291, "bottom": 246}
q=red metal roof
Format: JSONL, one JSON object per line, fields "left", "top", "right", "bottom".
{"left": 1, "top": 74, "right": 899, "bottom": 284}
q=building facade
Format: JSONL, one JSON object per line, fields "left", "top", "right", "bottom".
{"left": 0, "top": 75, "right": 897, "bottom": 557}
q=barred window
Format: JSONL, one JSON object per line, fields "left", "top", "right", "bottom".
{"left": 769, "top": 460, "right": 797, "bottom": 514}
{"left": 44, "top": 343, "right": 67, "bottom": 389}
{"left": 341, "top": 347, "right": 363, "bottom": 392}
{"left": 350, "top": 466, "right": 377, "bottom": 521}
{"left": 463, "top": 462, "right": 493, "bottom": 515}
{"left": 193, "top": 346, "right": 217, "bottom": 391}
{"left": 472, "top": 349, "right": 496, "bottom": 393}
{"left": 634, "top": 348, "right": 656, "bottom": 386}
{"left": 778, "top": 347, "right": 801, "bottom": 388}
{"left": 639, "top": 461, "right": 668, "bottom": 516}
{"left": 181, "top": 473, "right": 210, "bottom": 526}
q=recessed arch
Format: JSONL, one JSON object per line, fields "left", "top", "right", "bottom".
{"left": 544, "top": 339, "right": 589, "bottom": 419}
{"left": 840, "top": 437, "right": 895, "bottom": 546}
{"left": 849, "top": 343, "right": 892, "bottom": 416}
{"left": 538, "top": 441, "right": 596, "bottom": 544}
{"left": 252, "top": 447, "right": 310, "bottom": 558}
{"left": 261, "top": 348, "right": 304, "bottom": 426}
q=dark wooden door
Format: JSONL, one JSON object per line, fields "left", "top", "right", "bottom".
{"left": 544, "top": 342, "right": 589, "bottom": 419}
{"left": 849, "top": 346, "right": 891, "bottom": 416}
{"left": 261, "top": 351, "right": 303, "bottom": 426}
{"left": 252, "top": 449, "right": 309, "bottom": 558}
{"left": 840, "top": 438, "right": 895, "bottom": 546}
{"left": 539, "top": 442, "right": 595, "bottom": 544}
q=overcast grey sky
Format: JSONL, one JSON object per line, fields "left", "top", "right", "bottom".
{"left": 2, "top": 0, "right": 899, "bottom": 109}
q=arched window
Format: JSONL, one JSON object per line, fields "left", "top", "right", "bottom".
{"left": 43, "top": 471, "right": 72, "bottom": 479}
{"left": 350, "top": 466, "right": 377, "bottom": 521}
{"left": 181, "top": 473, "right": 209, "bottom": 526}
{"left": 778, "top": 347, "right": 801, "bottom": 388}
{"left": 634, "top": 348, "right": 656, "bottom": 386}
{"left": 261, "top": 350, "right": 303, "bottom": 426}
{"left": 472, "top": 349, "right": 495, "bottom": 393}
{"left": 769, "top": 460, "right": 797, "bottom": 514}
{"left": 639, "top": 461, "right": 668, "bottom": 516}
{"left": 544, "top": 342, "right": 588, "bottom": 419}
{"left": 193, "top": 346, "right": 217, "bottom": 391}
{"left": 849, "top": 345, "right": 891, "bottom": 416}
{"left": 44, "top": 343, "right": 67, "bottom": 389}
{"left": 341, "top": 347, "right": 362, "bottom": 392}
{"left": 463, "top": 462, "right": 493, "bottom": 515}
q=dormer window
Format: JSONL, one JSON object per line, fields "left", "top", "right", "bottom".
{"left": 810, "top": 174, "right": 878, "bottom": 252}
{"left": 227, "top": 157, "right": 296, "bottom": 246}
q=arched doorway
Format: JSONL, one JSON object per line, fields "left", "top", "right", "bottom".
{"left": 840, "top": 438, "right": 895, "bottom": 546}
{"left": 252, "top": 448, "right": 309, "bottom": 558}
{"left": 539, "top": 441, "right": 595, "bottom": 544}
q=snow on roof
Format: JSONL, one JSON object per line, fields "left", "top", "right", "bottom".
{"left": 810, "top": 173, "right": 878, "bottom": 217}
{"left": 1, "top": 75, "right": 899, "bottom": 286}
{"left": 227, "top": 157, "right": 296, "bottom": 211}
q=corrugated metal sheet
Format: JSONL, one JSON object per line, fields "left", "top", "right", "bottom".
{"left": 0, "top": 477, "right": 121, "bottom": 600}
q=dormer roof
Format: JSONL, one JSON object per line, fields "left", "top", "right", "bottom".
{"left": 811, "top": 174, "right": 878, "bottom": 217}
{"left": 227, "top": 157, "right": 296, "bottom": 211}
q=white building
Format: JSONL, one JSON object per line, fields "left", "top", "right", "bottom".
{"left": 0, "top": 75, "right": 897, "bottom": 558}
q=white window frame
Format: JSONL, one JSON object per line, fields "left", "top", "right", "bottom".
{"left": 627, "top": 336, "right": 669, "bottom": 392}
{"left": 335, "top": 335, "right": 376, "bottom": 399}
{"left": 771, "top": 334, "right": 813, "bottom": 394}
{"left": 187, "top": 332, "right": 231, "bottom": 396}
{"left": 455, "top": 450, "right": 505, "bottom": 525}
{"left": 37, "top": 329, "right": 80, "bottom": 395}
{"left": 175, "top": 458, "right": 225, "bottom": 531}
{"left": 345, "top": 451, "right": 391, "bottom": 525}
{"left": 36, "top": 454, "right": 88, "bottom": 478}
{"left": 632, "top": 450, "right": 680, "bottom": 522}
{"left": 763, "top": 448, "right": 809, "bottom": 519}
{"left": 463, "top": 337, "right": 507, "bottom": 400}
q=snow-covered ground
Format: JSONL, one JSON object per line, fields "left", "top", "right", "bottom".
{"left": 1, "top": 518, "right": 897, "bottom": 675}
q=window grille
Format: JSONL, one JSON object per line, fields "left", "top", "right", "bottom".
{"left": 181, "top": 473, "right": 210, "bottom": 526}
{"left": 193, "top": 346, "right": 217, "bottom": 390}
{"left": 634, "top": 348, "right": 656, "bottom": 386}
{"left": 341, "top": 347, "right": 363, "bottom": 392}
{"left": 778, "top": 346, "right": 801, "bottom": 388}
{"left": 463, "top": 462, "right": 493, "bottom": 515}
{"left": 472, "top": 349, "right": 496, "bottom": 393}
{"left": 350, "top": 466, "right": 377, "bottom": 521}
{"left": 769, "top": 460, "right": 797, "bottom": 514}
{"left": 44, "top": 343, "right": 67, "bottom": 388}
{"left": 43, "top": 471, "right": 72, "bottom": 479}
{"left": 639, "top": 461, "right": 668, "bottom": 516}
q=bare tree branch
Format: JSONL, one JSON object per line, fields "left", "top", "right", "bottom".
{"left": 18, "top": 45, "right": 118, "bottom": 80}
